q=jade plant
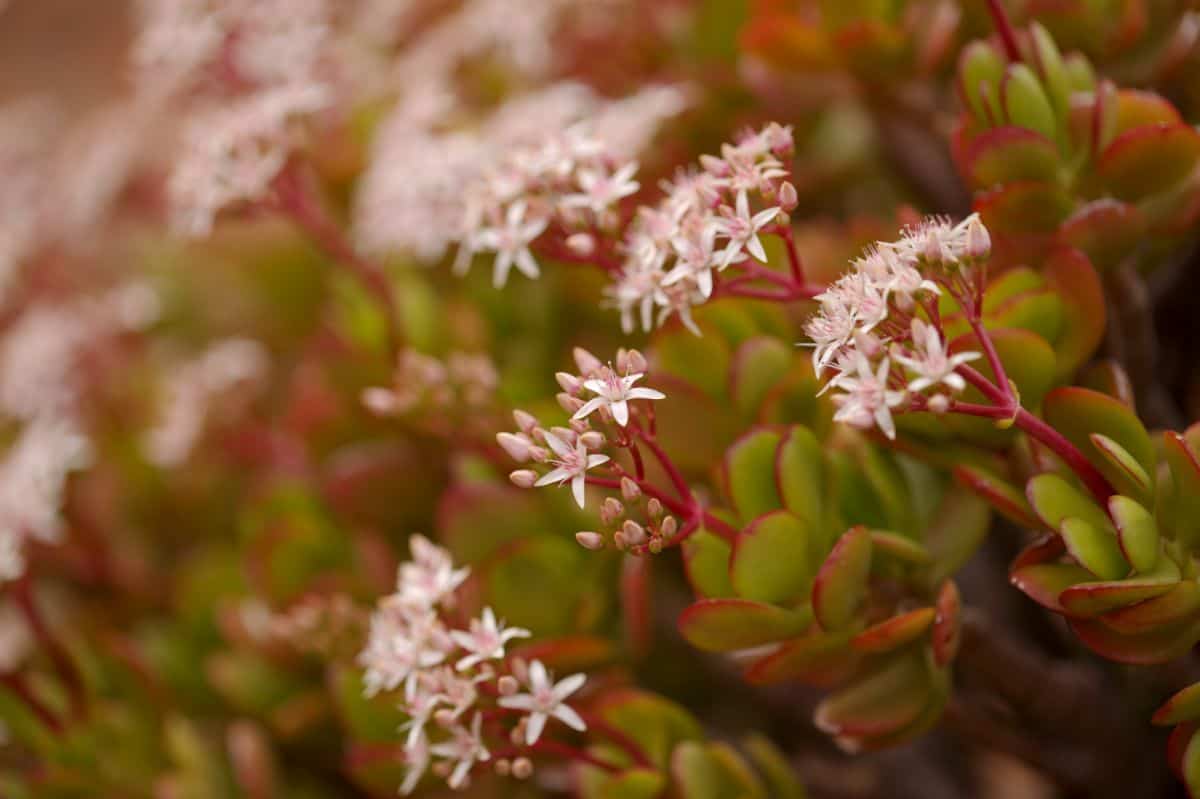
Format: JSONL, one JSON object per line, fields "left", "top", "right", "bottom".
{"left": 5, "top": 0, "right": 1200, "bottom": 797}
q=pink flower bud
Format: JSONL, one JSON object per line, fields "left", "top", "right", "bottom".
{"left": 494, "top": 759, "right": 512, "bottom": 777}
{"left": 509, "top": 469, "right": 538, "bottom": 488}
{"left": 622, "top": 520, "right": 647, "bottom": 546}
{"left": 926, "top": 394, "right": 951, "bottom": 414}
{"left": 513, "top": 409, "right": 538, "bottom": 434}
{"left": 573, "top": 347, "right": 603, "bottom": 376}
{"left": 646, "top": 498, "right": 663, "bottom": 519}
{"left": 557, "top": 393, "right": 585, "bottom": 413}
{"left": 579, "top": 431, "right": 606, "bottom": 449}
{"left": 550, "top": 426, "right": 577, "bottom": 444}
{"left": 497, "top": 675, "right": 520, "bottom": 696}
{"left": 660, "top": 515, "right": 678, "bottom": 538}
{"left": 648, "top": 536, "right": 663, "bottom": 554}
{"left": 626, "top": 349, "right": 648, "bottom": 373}
{"left": 965, "top": 216, "right": 991, "bottom": 260}
{"left": 700, "top": 154, "right": 730, "bottom": 177}
{"left": 620, "top": 477, "right": 641, "bottom": 501}
{"left": 565, "top": 233, "right": 595, "bottom": 256}
{"left": 512, "top": 758, "right": 534, "bottom": 779}
{"left": 569, "top": 418, "right": 590, "bottom": 434}
{"left": 575, "top": 531, "right": 605, "bottom": 550}
{"left": 555, "top": 371, "right": 582, "bottom": 394}
{"left": 600, "top": 497, "right": 624, "bottom": 524}
{"left": 779, "top": 181, "right": 798, "bottom": 212}
{"left": 497, "top": 432, "right": 533, "bottom": 461}
{"left": 615, "top": 348, "right": 632, "bottom": 374}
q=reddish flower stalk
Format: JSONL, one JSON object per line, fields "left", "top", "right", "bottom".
{"left": 271, "top": 160, "right": 402, "bottom": 358}
{"left": 11, "top": 575, "right": 86, "bottom": 721}
{"left": 0, "top": 671, "right": 63, "bottom": 734}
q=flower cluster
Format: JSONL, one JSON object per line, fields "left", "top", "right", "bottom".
{"left": 359, "top": 535, "right": 587, "bottom": 793}
{"left": 501, "top": 348, "right": 665, "bottom": 509}
{"left": 356, "top": 83, "right": 685, "bottom": 266}
{"left": 144, "top": 338, "right": 270, "bottom": 467}
{"left": 804, "top": 214, "right": 991, "bottom": 439}
{"left": 606, "top": 123, "right": 795, "bottom": 334}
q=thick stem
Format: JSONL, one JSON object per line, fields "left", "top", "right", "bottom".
{"left": 966, "top": 314, "right": 1015, "bottom": 405}
{"left": 272, "top": 160, "right": 402, "bottom": 358}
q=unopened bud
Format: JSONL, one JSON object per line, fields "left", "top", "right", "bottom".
{"left": 497, "top": 432, "right": 533, "bottom": 462}
{"left": 513, "top": 409, "right": 538, "bottom": 435}
{"left": 497, "top": 675, "right": 520, "bottom": 696}
{"left": 926, "top": 394, "right": 951, "bottom": 414}
{"left": 509, "top": 469, "right": 538, "bottom": 488}
{"left": 625, "top": 349, "right": 648, "bottom": 374}
{"left": 660, "top": 515, "right": 678, "bottom": 539}
{"left": 361, "top": 387, "right": 399, "bottom": 415}
{"left": 494, "top": 759, "right": 512, "bottom": 777}
{"left": 509, "top": 658, "right": 529, "bottom": 684}
{"left": 612, "top": 529, "right": 627, "bottom": 549}
{"left": 434, "top": 709, "right": 455, "bottom": 727}
{"left": 575, "top": 531, "right": 605, "bottom": 550}
{"left": 573, "top": 347, "right": 603, "bottom": 376}
{"left": 512, "top": 758, "right": 534, "bottom": 779}
{"left": 622, "top": 520, "right": 647, "bottom": 546}
{"left": 565, "top": 233, "right": 595, "bottom": 256}
{"left": 600, "top": 497, "right": 624, "bottom": 525}
{"left": 579, "top": 431, "right": 606, "bottom": 449}
{"left": 620, "top": 477, "right": 642, "bottom": 501}
{"left": 646, "top": 498, "right": 663, "bottom": 518}
{"left": 510, "top": 725, "right": 526, "bottom": 746}
{"left": 527, "top": 445, "right": 549, "bottom": 463}
{"left": 557, "top": 393, "right": 585, "bottom": 413}
{"left": 648, "top": 536, "right": 663, "bottom": 554}
{"left": 964, "top": 215, "right": 991, "bottom": 260}
{"left": 699, "top": 153, "right": 730, "bottom": 177}
{"left": 779, "top": 181, "right": 798, "bottom": 212}
{"left": 570, "top": 418, "right": 590, "bottom": 434}
{"left": 550, "top": 426, "right": 577, "bottom": 445}
{"left": 555, "top": 372, "right": 582, "bottom": 394}
{"left": 616, "top": 348, "right": 632, "bottom": 374}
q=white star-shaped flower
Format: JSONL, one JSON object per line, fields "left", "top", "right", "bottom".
{"left": 475, "top": 201, "right": 548, "bottom": 288}
{"left": 430, "top": 713, "right": 489, "bottom": 790}
{"left": 450, "top": 607, "right": 531, "bottom": 671}
{"left": 893, "top": 318, "right": 980, "bottom": 394}
{"left": 534, "top": 431, "right": 610, "bottom": 508}
{"left": 497, "top": 659, "right": 587, "bottom": 746}
{"left": 714, "top": 190, "right": 779, "bottom": 267}
{"left": 829, "top": 353, "right": 907, "bottom": 440}
{"left": 572, "top": 368, "right": 665, "bottom": 427}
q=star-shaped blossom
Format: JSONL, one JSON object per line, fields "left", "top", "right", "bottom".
{"left": 572, "top": 368, "right": 665, "bottom": 427}
{"left": 430, "top": 713, "right": 490, "bottom": 790}
{"left": 450, "top": 607, "right": 531, "bottom": 671}
{"left": 397, "top": 534, "right": 470, "bottom": 609}
{"left": 475, "top": 201, "right": 548, "bottom": 288}
{"left": 829, "top": 353, "right": 907, "bottom": 440}
{"left": 534, "top": 431, "right": 610, "bottom": 508}
{"left": 400, "top": 728, "right": 430, "bottom": 795}
{"left": 497, "top": 659, "right": 587, "bottom": 745}
{"left": 714, "top": 190, "right": 779, "bottom": 267}
{"left": 562, "top": 161, "right": 640, "bottom": 215}
{"left": 893, "top": 319, "right": 980, "bottom": 394}
{"left": 358, "top": 606, "right": 450, "bottom": 696}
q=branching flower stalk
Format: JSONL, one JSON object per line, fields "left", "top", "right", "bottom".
{"left": 501, "top": 347, "right": 738, "bottom": 555}
{"left": 804, "top": 214, "right": 1115, "bottom": 503}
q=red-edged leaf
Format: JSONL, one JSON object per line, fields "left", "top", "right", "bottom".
{"left": 1068, "top": 615, "right": 1200, "bottom": 665}
{"left": 1057, "top": 199, "right": 1146, "bottom": 271}
{"left": 813, "top": 655, "right": 929, "bottom": 741}
{"left": 963, "top": 126, "right": 1060, "bottom": 189}
{"left": 1059, "top": 577, "right": 1176, "bottom": 617}
{"left": 1153, "top": 682, "right": 1200, "bottom": 726}
{"left": 1097, "top": 122, "right": 1200, "bottom": 202}
{"left": 954, "top": 464, "right": 1040, "bottom": 528}
{"left": 678, "top": 599, "right": 810, "bottom": 653}
{"left": 1100, "top": 581, "right": 1200, "bottom": 634}
{"left": 1042, "top": 246, "right": 1106, "bottom": 378}
{"left": 812, "top": 525, "right": 873, "bottom": 632}
{"left": 851, "top": 607, "right": 935, "bottom": 654}
{"left": 730, "top": 511, "right": 812, "bottom": 603}
{"left": 743, "top": 631, "right": 858, "bottom": 687}
{"left": 1010, "top": 562, "right": 1093, "bottom": 613}
{"left": 931, "top": 580, "right": 962, "bottom": 667}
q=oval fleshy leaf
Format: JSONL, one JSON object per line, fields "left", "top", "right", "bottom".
{"left": 1057, "top": 200, "right": 1146, "bottom": 272}
{"left": 725, "top": 429, "right": 784, "bottom": 522}
{"left": 775, "top": 425, "right": 823, "bottom": 523}
{"left": 1153, "top": 682, "right": 1200, "bottom": 727}
{"left": 813, "top": 654, "right": 929, "bottom": 742}
{"left": 1098, "top": 123, "right": 1200, "bottom": 202}
{"left": 1163, "top": 432, "right": 1200, "bottom": 548}
{"left": 743, "top": 630, "right": 858, "bottom": 687}
{"left": 1001, "top": 64, "right": 1057, "bottom": 141}
{"left": 1041, "top": 246, "right": 1106, "bottom": 378}
{"left": 1108, "top": 495, "right": 1159, "bottom": 573}
{"left": 672, "top": 742, "right": 765, "bottom": 799}
{"left": 869, "top": 530, "right": 933, "bottom": 566}
{"left": 954, "top": 464, "right": 1040, "bottom": 528}
{"left": 1042, "top": 387, "right": 1154, "bottom": 495}
{"left": 1026, "top": 472, "right": 1113, "bottom": 533}
{"left": 1059, "top": 576, "right": 1176, "bottom": 617}
{"left": 1060, "top": 516, "right": 1128, "bottom": 580}
{"left": 923, "top": 488, "right": 991, "bottom": 585}
{"left": 931, "top": 580, "right": 962, "bottom": 667}
{"left": 682, "top": 529, "right": 735, "bottom": 599}
{"left": 730, "top": 511, "right": 812, "bottom": 604}
{"left": 678, "top": 599, "right": 811, "bottom": 653}
{"left": 1010, "top": 562, "right": 1093, "bottom": 612}
{"left": 851, "top": 608, "right": 935, "bottom": 655}
{"left": 1101, "top": 580, "right": 1200, "bottom": 635}
{"left": 1091, "top": 434, "right": 1152, "bottom": 496}
{"left": 730, "top": 337, "right": 792, "bottom": 419}
{"left": 1068, "top": 615, "right": 1200, "bottom": 665}
{"left": 964, "top": 126, "right": 1059, "bottom": 189}
{"left": 813, "top": 525, "right": 873, "bottom": 632}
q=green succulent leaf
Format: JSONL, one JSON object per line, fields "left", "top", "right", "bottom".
{"left": 731, "top": 511, "right": 813, "bottom": 603}
{"left": 725, "top": 429, "right": 785, "bottom": 522}
{"left": 678, "top": 599, "right": 811, "bottom": 652}
{"left": 1108, "top": 495, "right": 1160, "bottom": 573}
{"left": 813, "top": 525, "right": 873, "bottom": 632}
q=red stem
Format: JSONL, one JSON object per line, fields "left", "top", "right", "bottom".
{"left": 985, "top": 0, "right": 1022, "bottom": 62}
{"left": 272, "top": 160, "right": 402, "bottom": 358}
{"left": 0, "top": 671, "right": 63, "bottom": 734}
{"left": 12, "top": 576, "right": 86, "bottom": 721}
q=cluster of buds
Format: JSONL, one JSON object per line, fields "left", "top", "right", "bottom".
{"left": 804, "top": 214, "right": 992, "bottom": 439}
{"left": 501, "top": 348, "right": 665, "bottom": 509}
{"left": 606, "top": 123, "right": 796, "bottom": 334}
{"left": 578, "top": 477, "right": 680, "bottom": 555}
{"left": 230, "top": 592, "right": 365, "bottom": 659}
{"left": 362, "top": 349, "right": 499, "bottom": 433}
{"left": 358, "top": 536, "right": 587, "bottom": 794}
